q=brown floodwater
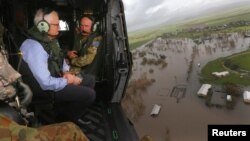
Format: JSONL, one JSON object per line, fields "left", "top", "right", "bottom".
{"left": 122, "top": 33, "right": 250, "bottom": 141}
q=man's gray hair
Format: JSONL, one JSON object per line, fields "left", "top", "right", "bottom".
{"left": 33, "top": 8, "right": 58, "bottom": 25}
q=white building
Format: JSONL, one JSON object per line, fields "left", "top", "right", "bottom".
{"left": 226, "top": 95, "right": 232, "bottom": 102}
{"left": 150, "top": 104, "right": 161, "bottom": 116}
{"left": 212, "top": 71, "right": 229, "bottom": 77}
{"left": 243, "top": 91, "right": 250, "bottom": 103}
{"left": 197, "top": 84, "right": 212, "bottom": 97}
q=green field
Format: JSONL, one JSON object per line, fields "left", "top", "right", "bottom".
{"left": 182, "top": 5, "right": 250, "bottom": 27}
{"left": 128, "top": 5, "right": 250, "bottom": 49}
{"left": 230, "top": 52, "right": 250, "bottom": 70}
{"left": 128, "top": 25, "right": 177, "bottom": 49}
{"left": 200, "top": 50, "right": 250, "bottom": 86}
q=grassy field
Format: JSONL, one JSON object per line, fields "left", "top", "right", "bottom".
{"left": 128, "top": 5, "right": 250, "bottom": 49}
{"left": 200, "top": 50, "right": 250, "bottom": 86}
{"left": 182, "top": 5, "right": 250, "bottom": 27}
{"left": 128, "top": 25, "right": 177, "bottom": 49}
{"left": 230, "top": 52, "right": 250, "bottom": 70}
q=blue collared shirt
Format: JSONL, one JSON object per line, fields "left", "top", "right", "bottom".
{"left": 20, "top": 39, "right": 69, "bottom": 91}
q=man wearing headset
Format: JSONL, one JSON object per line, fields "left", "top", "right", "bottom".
{"left": 67, "top": 15, "right": 102, "bottom": 81}
{"left": 0, "top": 22, "right": 89, "bottom": 141}
{"left": 20, "top": 8, "right": 96, "bottom": 125}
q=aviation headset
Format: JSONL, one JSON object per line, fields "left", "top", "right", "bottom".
{"left": 36, "top": 7, "right": 53, "bottom": 33}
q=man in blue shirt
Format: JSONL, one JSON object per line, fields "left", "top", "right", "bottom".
{"left": 20, "top": 8, "right": 96, "bottom": 125}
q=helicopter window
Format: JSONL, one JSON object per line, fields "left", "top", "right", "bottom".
{"left": 59, "top": 20, "right": 69, "bottom": 31}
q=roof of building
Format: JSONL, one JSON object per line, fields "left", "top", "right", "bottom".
{"left": 197, "top": 84, "right": 212, "bottom": 96}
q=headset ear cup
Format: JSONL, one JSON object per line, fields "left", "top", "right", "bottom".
{"left": 91, "top": 17, "right": 94, "bottom": 31}
{"left": 77, "top": 20, "right": 80, "bottom": 29}
{"left": 37, "top": 20, "right": 50, "bottom": 33}
{"left": 91, "top": 22, "right": 94, "bottom": 32}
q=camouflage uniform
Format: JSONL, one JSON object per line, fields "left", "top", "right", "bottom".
{"left": 0, "top": 23, "right": 21, "bottom": 101}
{"left": 70, "top": 33, "right": 102, "bottom": 75}
{"left": 0, "top": 114, "right": 89, "bottom": 141}
{"left": 0, "top": 51, "right": 19, "bottom": 101}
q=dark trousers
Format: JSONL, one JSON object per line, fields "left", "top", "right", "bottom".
{"left": 54, "top": 84, "right": 96, "bottom": 122}
{"left": 77, "top": 73, "right": 96, "bottom": 88}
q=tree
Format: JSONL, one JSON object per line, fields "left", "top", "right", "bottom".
{"left": 223, "top": 83, "right": 242, "bottom": 97}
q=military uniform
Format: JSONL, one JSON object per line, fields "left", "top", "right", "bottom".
{"left": 0, "top": 23, "right": 21, "bottom": 101}
{"left": 70, "top": 33, "right": 102, "bottom": 75}
{"left": 0, "top": 23, "right": 33, "bottom": 122}
{"left": 0, "top": 114, "right": 89, "bottom": 141}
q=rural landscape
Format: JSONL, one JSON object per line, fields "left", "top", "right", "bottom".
{"left": 122, "top": 4, "right": 250, "bottom": 141}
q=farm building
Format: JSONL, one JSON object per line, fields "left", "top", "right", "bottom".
{"left": 197, "top": 84, "right": 212, "bottom": 97}
{"left": 151, "top": 104, "right": 161, "bottom": 116}
{"left": 212, "top": 71, "right": 229, "bottom": 77}
{"left": 226, "top": 95, "right": 232, "bottom": 102}
{"left": 243, "top": 91, "right": 250, "bottom": 103}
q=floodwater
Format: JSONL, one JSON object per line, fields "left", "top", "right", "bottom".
{"left": 122, "top": 33, "right": 250, "bottom": 141}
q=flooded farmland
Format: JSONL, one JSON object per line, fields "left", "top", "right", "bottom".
{"left": 122, "top": 33, "right": 250, "bottom": 141}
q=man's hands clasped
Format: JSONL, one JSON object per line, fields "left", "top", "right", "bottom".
{"left": 63, "top": 72, "right": 82, "bottom": 85}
